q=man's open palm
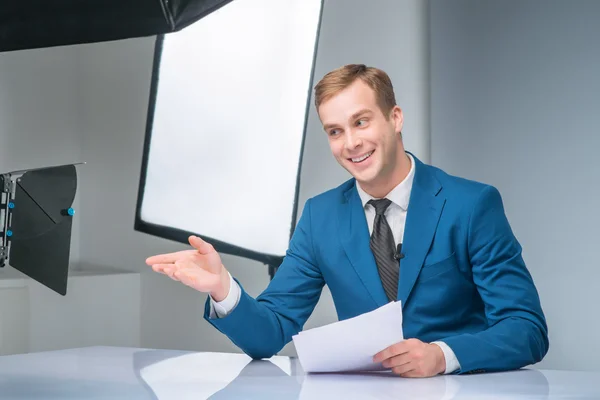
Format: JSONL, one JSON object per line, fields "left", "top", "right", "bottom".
{"left": 146, "top": 235, "right": 230, "bottom": 300}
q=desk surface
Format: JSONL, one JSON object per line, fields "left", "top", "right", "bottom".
{"left": 0, "top": 346, "right": 598, "bottom": 399}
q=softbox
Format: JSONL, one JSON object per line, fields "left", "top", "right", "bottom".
{"left": 0, "top": 0, "right": 233, "bottom": 52}
{"left": 135, "top": 0, "right": 323, "bottom": 273}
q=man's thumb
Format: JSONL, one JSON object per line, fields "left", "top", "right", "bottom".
{"left": 189, "top": 235, "right": 214, "bottom": 254}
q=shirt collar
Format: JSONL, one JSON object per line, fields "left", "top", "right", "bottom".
{"left": 356, "top": 152, "right": 415, "bottom": 211}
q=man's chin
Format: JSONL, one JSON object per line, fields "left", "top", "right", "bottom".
{"left": 339, "top": 160, "right": 377, "bottom": 183}
{"left": 351, "top": 171, "right": 377, "bottom": 186}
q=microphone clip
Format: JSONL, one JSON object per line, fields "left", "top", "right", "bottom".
{"left": 394, "top": 243, "right": 404, "bottom": 261}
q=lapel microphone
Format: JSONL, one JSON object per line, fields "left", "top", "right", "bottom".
{"left": 394, "top": 243, "right": 404, "bottom": 260}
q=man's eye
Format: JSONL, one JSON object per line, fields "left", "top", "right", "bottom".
{"left": 329, "top": 129, "right": 340, "bottom": 136}
{"left": 357, "top": 119, "right": 367, "bottom": 126}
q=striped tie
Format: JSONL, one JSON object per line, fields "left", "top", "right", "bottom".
{"left": 368, "top": 198, "right": 399, "bottom": 302}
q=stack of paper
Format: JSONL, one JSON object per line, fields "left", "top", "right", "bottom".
{"left": 292, "top": 301, "right": 404, "bottom": 373}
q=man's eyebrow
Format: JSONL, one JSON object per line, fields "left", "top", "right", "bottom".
{"left": 350, "top": 109, "right": 373, "bottom": 120}
{"left": 323, "top": 122, "right": 339, "bottom": 131}
{"left": 323, "top": 109, "right": 374, "bottom": 131}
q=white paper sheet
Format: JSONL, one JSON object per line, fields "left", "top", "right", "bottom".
{"left": 292, "top": 301, "right": 404, "bottom": 373}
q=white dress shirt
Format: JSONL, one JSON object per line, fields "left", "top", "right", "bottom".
{"left": 210, "top": 153, "right": 461, "bottom": 374}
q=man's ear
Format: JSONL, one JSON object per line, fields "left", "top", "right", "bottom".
{"left": 392, "top": 106, "right": 403, "bottom": 134}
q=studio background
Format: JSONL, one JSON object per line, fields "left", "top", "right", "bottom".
{"left": 0, "top": 0, "right": 597, "bottom": 371}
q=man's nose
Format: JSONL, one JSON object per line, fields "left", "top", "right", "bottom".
{"left": 345, "top": 132, "right": 362, "bottom": 150}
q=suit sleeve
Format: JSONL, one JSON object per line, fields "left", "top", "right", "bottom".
{"left": 203, "top": 198, "right": 325, "bottom": 359}
{"left": 441, "top": 185, "right": 549, "bottom": 373}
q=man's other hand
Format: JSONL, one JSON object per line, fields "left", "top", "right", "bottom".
{"left": 373, "top": 338, "right": 446, "bottom": 378}
{"left": 145, "top": 235, "right": 230, "bottom": 301}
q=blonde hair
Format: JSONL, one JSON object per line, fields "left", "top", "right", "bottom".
{"left": 314, "top": 64, "right": 397, "bottom": 118}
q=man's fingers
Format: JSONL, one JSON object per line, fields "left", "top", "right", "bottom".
{"left": 188, "top": 235, "right": 215, "bottom": 255}
{"left": 374, "top": 341, "right": 409, "bottom": 363}
{"left": 373, "top": 347, "right": 393, "bottom": 363}
{"left": 400, "top": 370, "right": 422, "bottom": 378}
{"left": 151, "top": 263, "right": 173, "bottom": 273}
{"left": 392, "top": 362, "right": 415, "bottom": 376}
{"left": 382, "top": 353, "right": 411, "bottom": 369}
{"left": 166, "top": 268, "right": 179, "bottom": 281}
{"left": 173, "top": 262, "right": 220, "bottom": 291}
{"left": 149, "top": 254, "right": 222, "bottom": 293}
{"left": 151, "top": 264, "right": 179, "bottom": 280}
{"left": 146, "top": 250, "right": 192, "bottom": 265}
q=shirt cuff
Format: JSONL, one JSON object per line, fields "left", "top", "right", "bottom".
{"left": 209, "top": 272, "right": 241, "bottom": 318}
{"left": 432, "top": 341, "right": 461, "bottom": 374}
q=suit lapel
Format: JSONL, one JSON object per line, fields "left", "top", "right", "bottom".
{"left": 338, "top": 184, "right": 388, "bottom": 308}
{"left": 397, "top": 156, "right": 445, "bottom": 307}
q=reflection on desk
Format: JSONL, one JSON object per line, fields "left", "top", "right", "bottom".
{"left": 0, "top": 346, "right": 598, "bottom": 399}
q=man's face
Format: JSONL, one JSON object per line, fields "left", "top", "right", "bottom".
{"left": 318, "top": 79, "right": 403, "bottom": 190}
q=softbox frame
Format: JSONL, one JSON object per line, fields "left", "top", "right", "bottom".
{"left": 0, "top": 0, "right": 233, "bottom": 52}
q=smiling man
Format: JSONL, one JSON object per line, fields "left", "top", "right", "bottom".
{"left": 146, "top": 64, "right": 549, "bottom": 377}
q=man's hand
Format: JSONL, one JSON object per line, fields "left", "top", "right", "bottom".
{"left": 373, "top": 338, "right": 446, "bottom": 378}
{"left": 145, "top": 235, "right": 230, "bottom": 301}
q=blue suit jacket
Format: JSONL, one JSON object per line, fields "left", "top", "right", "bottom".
{"left": 205, "top": 154, "right": 549, "bottom": 374}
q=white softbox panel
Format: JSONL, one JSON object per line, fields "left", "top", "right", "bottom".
{"left": 136, "top": 0, "right": 323, "bottom": 265}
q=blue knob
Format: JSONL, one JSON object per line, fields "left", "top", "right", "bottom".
{"left": 67, "top": 208, "right": 75, "bottom": 216}
{"left": 8, "top": 202, "right": 14, "bottom": 209}
{"left": 6, "top": 230, "right": 13, "bottom": 237}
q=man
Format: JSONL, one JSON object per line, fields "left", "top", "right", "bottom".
{"left": 146, "top": 64, "right": 549, "bottom": 377}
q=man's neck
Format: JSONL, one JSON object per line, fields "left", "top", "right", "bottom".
{"left": 360, "top": 152, "right": 412, "bottom": 199}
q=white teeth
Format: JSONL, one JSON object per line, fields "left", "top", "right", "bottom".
{"left": 352, "top": 151, "right": 373, "bottom": 163}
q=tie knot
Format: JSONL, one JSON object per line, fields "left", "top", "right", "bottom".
{"left": 368, "top": 198, "right": 392, "bottom": 215}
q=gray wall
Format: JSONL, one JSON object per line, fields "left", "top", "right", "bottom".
{"left": 0, "top": 45, "right": 83, "bottom": 264}
{"left": 0, "top": 46, "right": 142, "bottom": 356}
{"left": 430, "top": 0, "right": 600, "bottom": 370}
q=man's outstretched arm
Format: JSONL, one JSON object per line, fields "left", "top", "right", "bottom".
{"left": 146, "top": 199, "right": 325, "bottom": 360}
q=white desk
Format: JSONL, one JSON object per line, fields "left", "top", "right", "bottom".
{"left": 0, "top": 346, "right": 598, "bottom": 399}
